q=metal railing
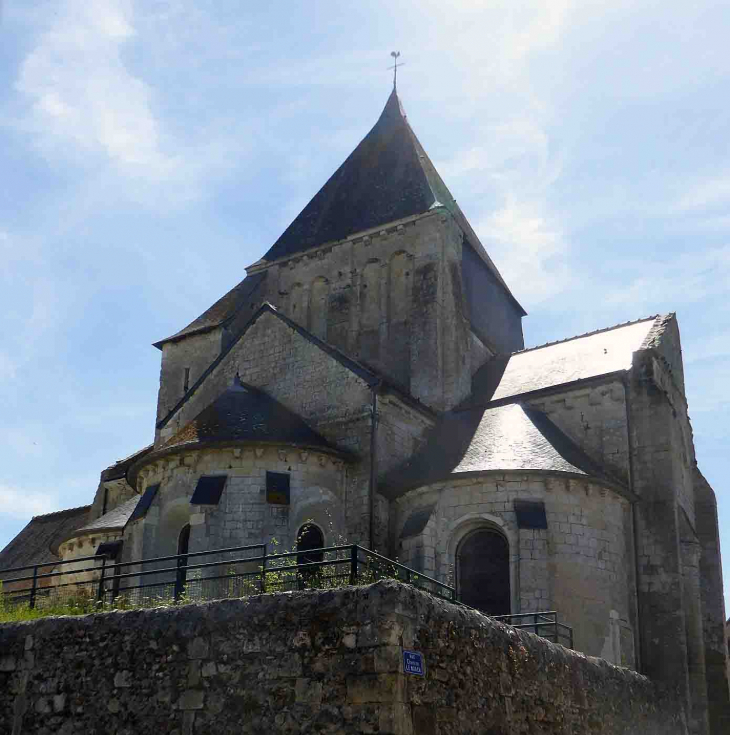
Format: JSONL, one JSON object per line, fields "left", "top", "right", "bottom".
{"left": 0, "top": 545, "right": 572, "bottom": 649}
{"left": 491, "top": 611, "right": 573, "bottom": 649}
{"left": 0, "top": 543, "right": 455, "bottom": 610}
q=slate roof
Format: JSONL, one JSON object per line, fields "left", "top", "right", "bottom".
{"left": 154, "top": 271, "right": 267, "bottom": 348}
{"left": 262, "top": 89, "right": 441, "bottom": 262}
{"left": 157, "top": 302, "right": 435, "bottom": 432}
{"left": 380, "top": 403, "right": 622, "bottom": 500}
{"left": 0, "top": 506, "right": 90, "bottom": 579}
{"left": 72, "top": 495, "right": 141, "bottom": 536}
{"left": 155, "top": 90, "right": 523, "bottom": 349}
{"left": 102, "top": 444, "right": 153, "bottom": 481}
{"left": 471, "top": 316, "right": 660, "bottom": 404}
{"left": 159, "top": 376, "right": 336, "bottom": 454}
{"left": 260, "top": 90, "right": 517, "bottom": 300}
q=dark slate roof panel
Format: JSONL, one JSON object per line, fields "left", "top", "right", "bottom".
{"left": 472, "top": 316, "right": 659, "bottom": 404}
{"left": 190, "top": 476, "right": 227, "bottom": 505}
{"left": 161, "top": 376, "right": 334, "bottom": 453}
{"left": 0, "top": 506, "right": 90, "bottom": 578}
{"left": 262, "top": 90, "right": 436, "bottom": 262}
{"left": 450, "top": 404, "right": 589, "bottom": 475}
{"left": 128, "top": 484, "right": 160, "bottom": 524}
{"left": 154, "top": 271, "right": 267, "bottom": 348}
{"left": 381, "top": 403, "right": 621, "bottom": 499}
{"left": 96, "top": 540, "right": 124, "bottom": 558}
{"left": 76, "top": 495, "right": 141, "bottom": 534}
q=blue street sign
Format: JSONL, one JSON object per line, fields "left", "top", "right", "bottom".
{"left": 402, "top": 649, "right": 425, "bottom": 676}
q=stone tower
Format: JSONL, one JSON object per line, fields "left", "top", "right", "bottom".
{"left": 153, "top": 89, "right": 526, "bottom": 426}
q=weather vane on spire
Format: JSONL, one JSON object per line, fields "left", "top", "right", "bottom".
{"left": 389, "top": 51, "right": 404, "bottom": 89}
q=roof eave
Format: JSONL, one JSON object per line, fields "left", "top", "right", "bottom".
{"left": 128, "top": 438, "right": 353, "bottom": 491}
{"left": 382, "top": 468, "right": 633, "bottom": 502}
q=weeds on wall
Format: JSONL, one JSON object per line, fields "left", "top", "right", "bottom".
{"left": 0, "top": 519, "right": 408, "bottom": 623}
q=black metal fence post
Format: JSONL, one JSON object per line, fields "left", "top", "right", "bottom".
{"left": 349, "top": 545, "right": 358, "bottom": 585}
{"left": 260, "top": 544, "right": 267, "bottom": 594}
{"left": 174, "top": 555, "right": 185, "bottom": 601}
{"left": 29, "top": 565, "right": 38, "bottom": 610}
{"left": 97, "top": 557, "right": 107, "bottom": 604}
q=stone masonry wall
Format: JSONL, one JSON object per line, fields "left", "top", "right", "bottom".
{"left": 392, "top": 473, "right": 636, "bottom": 667}
{"left": 0, "top": 581, "right": 685, "bottom": 735}
{"left": 527, "top": 380, "right": 629, "bottom": 483}
{"left": 126, "top": 444, "right": 347, "bottom": 564}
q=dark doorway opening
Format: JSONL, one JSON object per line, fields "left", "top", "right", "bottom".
{"left": 297, "top": 524, "right": 324, "bottom": 566}
{"left": 457, "top": 528, "right": 511, "bottom": 615}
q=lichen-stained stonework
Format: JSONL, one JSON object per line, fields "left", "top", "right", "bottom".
{"left": 1, "top": 90, "right": 727, "bottom": 734}
{"left": 0, "top": 582, "right": 686, "bottom": 735}
{"left": 127, "top": 444, "right": 348, "bottom": 561}
{"left": 392, "top": 473, "right": 636, "bottom": 667}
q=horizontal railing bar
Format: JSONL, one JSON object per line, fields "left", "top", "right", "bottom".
{"left": 112, "top": 543, "right": 266, "bottom": 570}
{"left": 353, "top": 546, "right": 454, "bottom": 592}
{"left": 0, "top": 554, "right": 103, "bottom": 575}
{"left": 492, "top": 611, "right": 558, "bottom": 620}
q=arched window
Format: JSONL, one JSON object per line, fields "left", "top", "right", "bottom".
{"left": 297, "top": 524, "right": 324, "bottom": 567}
{"left": 175, "top": 523, "right": 191, "bottom": 597}
{"left": 457, "top": 528, "right": 510, "bottom": 615}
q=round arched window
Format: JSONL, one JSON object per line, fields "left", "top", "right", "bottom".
{"left": 297, "top": 524, "right": 324, "bottom": 567}
{"left": 457, "top": 528, "right": 510, "bottom": 615}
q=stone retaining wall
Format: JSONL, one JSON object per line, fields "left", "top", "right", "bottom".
{"left": 0, "top": 581, "right": 686, "bottom": 734}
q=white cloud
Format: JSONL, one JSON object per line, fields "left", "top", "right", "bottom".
{"left": 476, "top": 197, "right": 573, "bottom": 305}
{"left": 15, "top": 0, "right": 175, "bottom": 178}
{"left": 604, "top": 245, "right": 730, "bottom": 312}
{"left": 679, "top": 173, "right": 730, "bottom": 212}
{"left": 0, "top": 484, "right": 59, "bottom": 520}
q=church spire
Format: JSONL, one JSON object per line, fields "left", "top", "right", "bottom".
{"left": 261, "top": 87, "right": 449, "bottom": 263}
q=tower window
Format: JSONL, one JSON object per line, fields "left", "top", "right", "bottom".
{"left": 266, "top": 472, "right": 290, "bottom": 505}
{"left": 183, "top": 367, "right": 191, "bottom": 393}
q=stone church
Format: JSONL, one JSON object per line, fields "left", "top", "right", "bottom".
{"left": 1, "top": 89, "right": 728, "bottom": 733}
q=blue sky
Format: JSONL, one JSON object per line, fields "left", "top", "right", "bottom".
{"left": 1, "top": 1, "right": 729, "bottom": 608}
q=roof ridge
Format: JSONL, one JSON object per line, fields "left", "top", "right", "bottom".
{"left": 157, "top": 302, "right": 379, "bottom": 431}
{"left": 31, "top": 504, "right": 91, "bottom": 520}
{"left": 106, "top": 444, "right": 153, "bottom": 469}
{"left": 512, "top": 315, "right": 661, "bottom": 355}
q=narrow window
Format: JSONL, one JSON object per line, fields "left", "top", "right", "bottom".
{"left": 457, "top": 528, "right": 510, "bottom": 615}
{"left": 176, "top": 523, "right": 191, "bottom": 593}
{"left": 266, "top": 472, "right": 290, "bottom": 505}
{"left": 183, "top": 367, "right": 191, "bottom": 394}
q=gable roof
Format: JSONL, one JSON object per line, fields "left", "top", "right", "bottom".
{"left": 258, "top": 90, "right": 519, "bottom": 305}
{"left": 161, "top": 376, "right": 336, "bottom": 453}
{"left": 380, "top": 403, "right": 624, "bottom": 499}
{"left": 72, "top": 495, "right": 141, "bottom": 536}
{"left": 154, "top": 271, "right": 267, "bottom": 349}
{"left": 157, "top": 301, "right": 434, "bottom": 432}
{"left": 262, "top": 89, "right": 445, "bottom": 263}
{"left": 102, "top": 444, "right": 154, "bottom": 482}
{"left": 0, "top": 506, "right": 90, "bottom": 579}
{"left": 471, "top": 316, "right": 660, "bottom": 405}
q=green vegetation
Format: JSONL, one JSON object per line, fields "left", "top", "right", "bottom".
{"left": 0, "top": 531, "right": 407, "bottom": 624}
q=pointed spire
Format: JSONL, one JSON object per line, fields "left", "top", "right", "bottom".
{"left": 261, "top": 89, "right": 447, "bottom": 263}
